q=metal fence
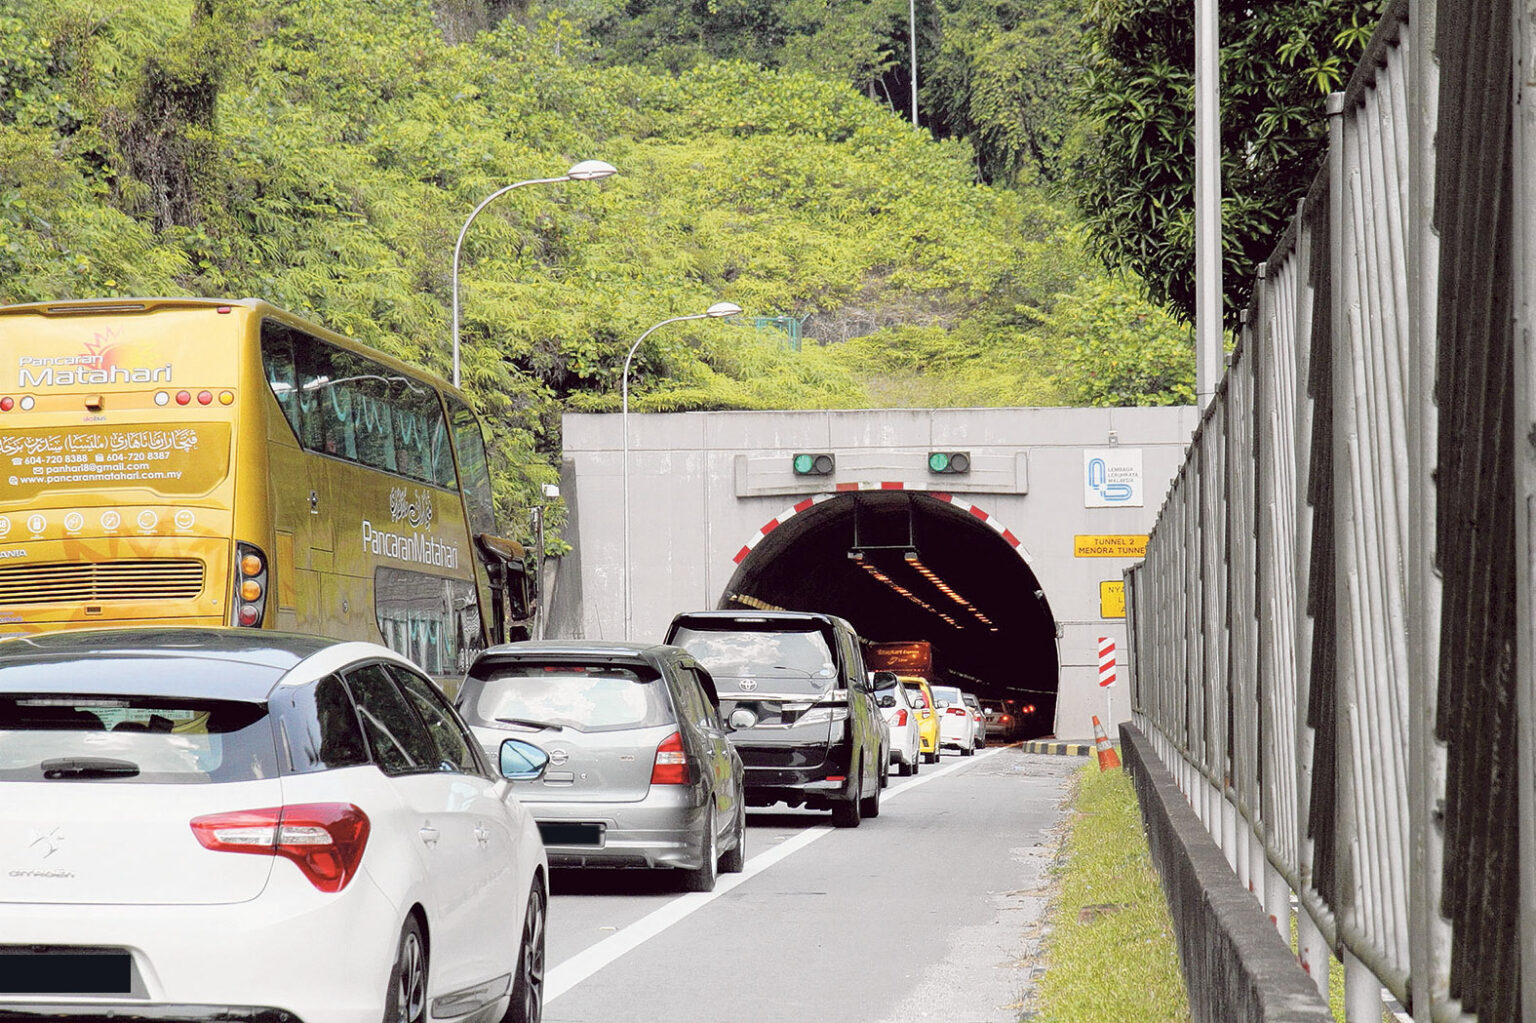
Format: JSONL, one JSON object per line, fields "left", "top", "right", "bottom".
{"left": 1123, "top": 1, "right": 1530, "bottom": 1018}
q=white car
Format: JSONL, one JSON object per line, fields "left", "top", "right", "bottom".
{"left": 0, "top": 628, "right": 551, "bottom": 1023}
{"left": 931, "top": 683, "right": 978, "bottom": 756}
{"left": 873, "top": 676, "right": 922, "bottom": 776}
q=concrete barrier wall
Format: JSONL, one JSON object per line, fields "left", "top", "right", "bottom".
{"left": 1120, "top": 723, "right": 1331, "bottom": 1023}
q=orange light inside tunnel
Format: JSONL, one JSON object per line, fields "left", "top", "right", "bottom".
{"left": 904, "top": 552, "right": 995, "bottom": 628}
{"left": 849, "top": 553, "right": 959, "bottom": 628}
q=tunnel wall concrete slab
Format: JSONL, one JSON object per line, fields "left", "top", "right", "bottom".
{"left": 557, "top": 406, "right": 1198, "bottom": 740}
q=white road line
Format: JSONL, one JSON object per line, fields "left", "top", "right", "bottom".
{"left": 544, "top": 746, "right": 1005, "bottom": 1004}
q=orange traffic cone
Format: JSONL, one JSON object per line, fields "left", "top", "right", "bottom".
{"left": 1091, "top": 715, "right": 1122, "bottom": 771}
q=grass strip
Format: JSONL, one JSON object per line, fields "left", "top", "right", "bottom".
{"left": 1026, "top": 761, "right": 1190, "bottom": 1022}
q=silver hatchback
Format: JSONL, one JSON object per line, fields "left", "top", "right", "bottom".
{"left": 458, "top": 641, "right": 746, "bottom": 892}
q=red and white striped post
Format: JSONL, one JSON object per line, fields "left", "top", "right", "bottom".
{"left": 1098, "top": 636, "right": 1116, "bottom": 727}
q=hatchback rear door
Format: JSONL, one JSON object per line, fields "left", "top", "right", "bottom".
{"left": 0, "top": 694, "right": 284, "bottom": 905}
{"left": 463, "top": 661, "right": 674, "bottom": 803}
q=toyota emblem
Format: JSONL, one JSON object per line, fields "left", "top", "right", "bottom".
{"left": 737, "top": 679, "right": 758, "bottom": 692}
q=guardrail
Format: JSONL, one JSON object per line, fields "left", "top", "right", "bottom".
{"left": 1123, "top": 2, "right": 1530, "bottom": 1018}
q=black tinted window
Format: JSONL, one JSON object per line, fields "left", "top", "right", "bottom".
{"left": 0, "top": 695, "right": 277, "bottom": 784}
{"left": 344, "top": 663, "right": 439, "bottom": 774}
{"left": 274, "top": 674, "right": 370, "bottom": 774}
{"left": 388, "top": 665, "right": 479, "bottom": 774}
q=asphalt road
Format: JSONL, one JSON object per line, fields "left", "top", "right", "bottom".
{"left": 542, "top": 746, "right": 1080, "bottom": 1023}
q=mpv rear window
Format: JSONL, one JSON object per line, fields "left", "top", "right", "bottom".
{"left": 669, "top": 626, "right": 837, "bottom": 693}
{"left": 0, "top": 695, "right": 279, "bottom": 783}
{"left": 468, "top": 663, "right": 672, "bottom": 733}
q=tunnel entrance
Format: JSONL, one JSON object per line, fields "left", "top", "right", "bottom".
{"left": 719, "top": 491, "right": 1060, "bottom": 739}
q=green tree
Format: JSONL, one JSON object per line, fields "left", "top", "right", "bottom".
{"left": 1070, "top": 0, "right": 1383, "bottom": 327}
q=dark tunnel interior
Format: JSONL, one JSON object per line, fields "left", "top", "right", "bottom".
{"left": 717, "top": 492, "right": 1060, "bottom": 738}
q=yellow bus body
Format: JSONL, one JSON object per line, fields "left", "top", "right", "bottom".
{"left": 0, "top": 298, "right": 526, "bottom": 678}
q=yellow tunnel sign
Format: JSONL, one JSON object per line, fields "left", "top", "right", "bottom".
{"left": 1074, "top": 534, "right": 1149, "bottom": 558}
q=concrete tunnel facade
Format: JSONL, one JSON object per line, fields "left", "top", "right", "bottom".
{"left": 550, "top": 407, "right": 1198, "bottom": 740}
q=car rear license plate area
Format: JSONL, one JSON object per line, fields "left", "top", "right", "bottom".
{"left": 538, "top": 822, "right": 604, "bottom": 847}
{"left": 0, "top": 947, "right": 132, "bottom": 994}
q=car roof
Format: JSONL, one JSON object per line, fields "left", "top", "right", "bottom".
{"left": 669, "top": 610, "right": 850, "bottom": 630}
{"left": 0, "top": 628, "right": 393, "bottom": 700}
{"left": 470, "top": 639, "right": 682, "bottom": 668}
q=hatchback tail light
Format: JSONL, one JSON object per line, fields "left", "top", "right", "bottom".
{"left": 190, "top": 803, "right": 370, "bottom": 892}
{"left": 893, "top": 709, "right": 909, "bottom": 727}
{"left": 650, "top": 732, "right": 694, "bottom": 785}
{"left": 947, "top": 707, "right": 968, "bottom": 717}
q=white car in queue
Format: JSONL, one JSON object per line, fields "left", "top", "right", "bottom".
{"left": 0, "top": 628, "right": 552, "bottom": 1023}
{"left": 871, "top": 672, "right": 921, "bottom": 776}
{"left": 931, "top": 682, "right": 978, "bottom": 756}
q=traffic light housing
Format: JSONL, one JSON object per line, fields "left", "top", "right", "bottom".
{"left": 792, "top": 453, "right": 836, "bottom": 476}
{"left": 928, "top": 451, "right": 971, "bottom": 474}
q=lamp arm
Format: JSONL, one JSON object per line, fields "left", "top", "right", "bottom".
{"left": 451, "top": 175, "right": 573, "bottom": 388}
{"left": 620, "top": 312, "right": 709, "bottom": 415}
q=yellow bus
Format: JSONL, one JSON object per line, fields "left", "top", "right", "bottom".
{"left": 0, "top": 297, "right": 532, "bottom": 678}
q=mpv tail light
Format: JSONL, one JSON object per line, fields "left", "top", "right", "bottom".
{"left": 650, "top": 732, "right": 694, "bottom": 785}
{"left": 190, "top": 803, "right": 370, "bottom": 893}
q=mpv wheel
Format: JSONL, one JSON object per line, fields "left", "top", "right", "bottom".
{"left": 385, "top": 917, "right": 427, "bottom": 1023}
{"left": 506, "top": 884, "right": 545, "bottom": 1023}
{"left": 859, "top": 767, "right": 881, "bottom": 819}
{"left": 681, "top": 807, "right": 719, "bottom": 892}
{"left": 831, "top": 769, "right": 863, "bottom": 828}
{"left": 719, "top": 803, "right": 746, "bottom": 874}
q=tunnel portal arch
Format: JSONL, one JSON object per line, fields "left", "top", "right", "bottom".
{"left": 719, "top": 488, "right": 1060, "bottom": 737}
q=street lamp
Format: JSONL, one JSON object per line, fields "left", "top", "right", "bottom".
{"left": 621, "top": 301, "right": 743, "bottom": 640}
{"left": 451, "top": 159, "right": 618, "bottom": 388}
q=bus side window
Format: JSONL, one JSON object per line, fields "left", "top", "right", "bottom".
{"left": 260, "top": 323, "right": 304, "bottom": 443}
{"left": 447, "top": 396, "right": 495, "bottom": 539}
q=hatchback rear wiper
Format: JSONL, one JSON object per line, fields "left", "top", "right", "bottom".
{"left": 495, "top": 717, "right": 565, "bottom": 732}
{"left": 41, "top": 757, "right": 140, "bottom": 779}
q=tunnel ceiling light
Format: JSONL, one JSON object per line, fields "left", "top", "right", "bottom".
{"left": 793, "top": 452, "right": 836, "bottom": 476}
{"left": 904, "top": 552, "right": 995, "bottom": 628}
{"left": 729, "top": 591, "right": 787, "bottom": 612}
{"left": 852, "top": 554, "right": 959, "bottom": 628}
{"left": 927, "top": 451, "right": 971, "bottom": 474}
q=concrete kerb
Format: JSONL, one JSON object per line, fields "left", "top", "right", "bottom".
{"left": 1119, "top": 722, "right": 1332, "bottom": 1023}
{"left": 1019, "top": 740, "right": 1095, "bottom": 757}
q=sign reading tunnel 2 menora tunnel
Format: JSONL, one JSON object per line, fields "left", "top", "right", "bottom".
{"left": 555, "top": 406, "right": 1199, "bottom": 741}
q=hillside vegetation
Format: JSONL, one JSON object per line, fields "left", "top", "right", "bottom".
{"left": 0, "top": 0, "right": 1191, "bottom": 532}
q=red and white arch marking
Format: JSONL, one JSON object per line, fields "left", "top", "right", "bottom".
{"left": 732, "top": 483, "right": 1032, "bottom": 565}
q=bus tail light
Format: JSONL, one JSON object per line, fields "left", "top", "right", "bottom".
{"left": 233, "top": 542, "right": 269, "bottom": 628}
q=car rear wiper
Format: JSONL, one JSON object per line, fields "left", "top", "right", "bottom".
{"left": 41, "top": 757, "right": 140, "bottom": 779}
{"left": 495, "top": 717, "right": 565, "bottom": 731}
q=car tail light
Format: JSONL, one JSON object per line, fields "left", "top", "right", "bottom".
{"left": 232, "top": 541, "right": 268, "bottom": 627}
{"left": 947, "top": 707, "right": 968, "bottom": 717}
{"left": 893, "top": 709, "right": 908, "bottom": 727}
{"left": 190, "top": 803, "right": 370, "bottom": 893}
{"left": 650, "top": 732, "right": 694, "bottom": 785}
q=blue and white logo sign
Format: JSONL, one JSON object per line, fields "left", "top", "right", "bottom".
{"left": 1084, "top": 449, "right": 1143, "bottom": 508}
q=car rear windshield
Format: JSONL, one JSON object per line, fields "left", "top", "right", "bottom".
{"left": 931, "top": 686, "right": 963, "bottom": 705}
{"left": 669, "top": 626, "right": 837, "bottom": 693}
{"left": 468, "top": 663, "right": 672, "bottom": 733}
{"left": 0, "top": 695, "right": 279, "bottom": 783}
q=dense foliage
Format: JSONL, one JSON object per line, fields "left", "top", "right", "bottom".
{"left": 0, "top": 0, "right": 1193, "bottom": 544}
{"left": 1069, "top": 0, "right": 1385, "bottom": 328}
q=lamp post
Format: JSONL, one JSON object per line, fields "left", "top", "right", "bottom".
{"left": 621, "top": 302, "right": 743, "bottom": 640}
{"left": 451, "top": 159, "right": 617, "bottom": 388}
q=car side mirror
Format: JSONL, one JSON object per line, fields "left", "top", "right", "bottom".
{"left": 877, "top": 694, "right": 896, "bottom": 708}
{"left": 936, "top": 700, "right": 949, "bottom": 709}
{"left": 499, "top": 738, "right": 549, "bottom": 781}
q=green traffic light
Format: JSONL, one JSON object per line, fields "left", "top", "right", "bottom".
{"left": 794, "top": 454, "right": 815, "bottom": 474}
{"left": 928, "top": 452, "right": 950, "bottom": 472}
